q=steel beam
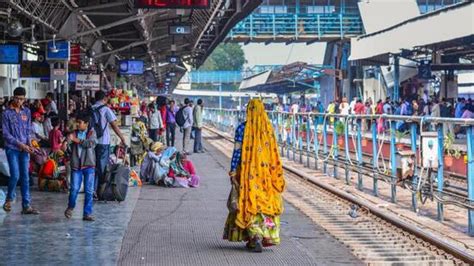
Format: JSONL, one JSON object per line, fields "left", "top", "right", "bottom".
{"left": 80, "top": 12, "right": 131, "bottom": 16}
{"left": 94, "top": 35, "right": 168, "bottom": 58}
{"left": 68, "top": 11, "right": 160, "bottom": 39}
{"left": 75, "top": 2, "right": 128, "bottom": 11}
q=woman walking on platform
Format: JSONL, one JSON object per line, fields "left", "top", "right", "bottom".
{"left": 223, "top": 99, "right": 286, "bottom": 252}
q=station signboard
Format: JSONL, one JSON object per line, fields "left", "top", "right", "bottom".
{"left": 134, "top": 0, "right": 209, "bottom": 9}
{"left": 167, "top": 55, "right": 180, "bottom": 64}
{"left": 76, "top": 74, "right": 101, "bottom": 91}
{"left": 168, "top": 24, "right": 192, "bottom": 35}
{"left": 69, "top": 44, "right": 81, "bottom": 71}
{"left": 21, "top": 51, "right": 49, "bottom": 78}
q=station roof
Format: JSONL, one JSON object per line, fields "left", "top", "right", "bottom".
{"left": 349, "top": 1, "right": 474, "bottom": 65}
{"left": 2, "top": 0, "right": 261, "bottom": 84}
{"left": 239, "top": 62, "right": 333, "bottom": 94}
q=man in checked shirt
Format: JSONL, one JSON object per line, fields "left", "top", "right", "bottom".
{"left": 2, "top": 87, "right": 39, "bottom": 215}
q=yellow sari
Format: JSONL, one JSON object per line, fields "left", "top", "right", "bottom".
{"left": 224, "top": 99, "right": 286, "bottom": 247}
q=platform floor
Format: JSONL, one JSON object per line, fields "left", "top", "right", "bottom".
{"left": 0, "top": 132, "right": 361, "bottom": 265}
{"left": 118, "top": 135, "right": 361, "bottom": 265}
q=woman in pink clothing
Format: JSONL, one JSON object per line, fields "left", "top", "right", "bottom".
{"left": 167, "top": 152, "right": 200, "bottom": 188}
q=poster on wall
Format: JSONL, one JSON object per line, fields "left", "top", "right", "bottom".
{"left": 76, "top": 74, "right": 100, "bottom": 91}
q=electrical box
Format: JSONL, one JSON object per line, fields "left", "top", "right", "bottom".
{"left": 421, "top": 132, "right": 439, "bottom": 169}
{"left": 396, "top": 150, "right": 415, "bottom": 181}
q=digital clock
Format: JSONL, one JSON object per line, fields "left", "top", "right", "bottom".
{"left": 135, "top": 0, "right": 210, "bottom": 9}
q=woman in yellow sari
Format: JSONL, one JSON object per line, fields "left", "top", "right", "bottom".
{"left": 223, "top": 99, "right": 286, "bottom": 252}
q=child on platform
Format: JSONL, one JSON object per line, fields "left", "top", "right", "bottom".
{"left": 64, "top": 112, "right": 97, "bottom": 221}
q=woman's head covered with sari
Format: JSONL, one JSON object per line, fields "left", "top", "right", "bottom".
{"left": 236, "top": 99, "right": 285, "bottom": 228}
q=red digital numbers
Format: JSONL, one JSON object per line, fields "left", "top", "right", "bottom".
{"left": 135, "top": 0, "right": 209, "bottom": 8}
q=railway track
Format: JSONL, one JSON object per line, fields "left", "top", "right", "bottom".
{"left": 203, "top": 126, "right": 474, "bottom": 265}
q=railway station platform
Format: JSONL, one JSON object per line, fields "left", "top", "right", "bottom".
{"left": 0, "top": 132, "right": 360, "bottom": 265}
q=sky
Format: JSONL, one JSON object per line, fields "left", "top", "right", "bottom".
{"left": 242, "top": 42, "right": 327, "bottom": 68}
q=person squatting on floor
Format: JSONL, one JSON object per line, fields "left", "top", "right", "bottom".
{"left": 64, "top": 112, "right": 97, "bottom": 221}
{"left": 223, "top": 99, "right": 286, "bottom": 253}
{"left": 2, "top": 87, "right": 40, "bottom": 214}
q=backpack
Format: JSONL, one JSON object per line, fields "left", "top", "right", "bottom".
{"left": 175, "top": 107, "right": 186, "bottom": 127}
{"left": 89, "top": 105, "right": 107, "bottom": 139}
{"left": 98, "top": 163, "right": 130, "bottom": 202}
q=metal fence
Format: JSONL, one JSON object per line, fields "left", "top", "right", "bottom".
{"left": 203, "top": 108, "right": 474, "bottom": 236}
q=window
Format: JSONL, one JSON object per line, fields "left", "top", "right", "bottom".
{"left": 259, "top": 5, "right": 287, "bottom": 14}
{"left": 306, "top": 5, "right": 335, "bottom": 14}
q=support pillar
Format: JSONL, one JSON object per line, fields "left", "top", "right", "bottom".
{"left": 467, "top": 126, "right": 474, "bottom": 236}
{"left": 390, "top": 121, "right": 397, "bottom": 203}
{"left": 437, "top": 124, "right": 444, "bottom": 221}
{"left": 393, "top": 55, "right": 400, "bottom": 101}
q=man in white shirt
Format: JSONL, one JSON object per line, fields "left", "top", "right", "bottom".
{"left": 182, "top": 98, "right": 194, "bottom": 154}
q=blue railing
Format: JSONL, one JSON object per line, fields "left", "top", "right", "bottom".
{"left": 229, "top": 13, "right": 363, "bottom": 40}
{"left": 203, "top": 108, "right": 474, "bottom": 236}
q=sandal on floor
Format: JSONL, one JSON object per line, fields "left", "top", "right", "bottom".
{"left": 21, "top": 207, "right": 40, "bottom": 215}
{"left": 83, "top": 215, "right": 95, "bottom": 222}
{"left": 3, "top": 200, "right": 12, "bottom": 212}
{"left": 64, "top": 208, "right": 73, "bottom": 219}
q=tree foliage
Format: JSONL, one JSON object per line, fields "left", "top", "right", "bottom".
{"left": 199, "top": 43, "right": 246, "bottom": 71}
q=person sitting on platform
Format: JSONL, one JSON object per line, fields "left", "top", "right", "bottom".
{"left": 140, "top": 142, "right": 165, "bottom": 183}
{"left": 166, "top": 152, "right": 200, "bottom": 188}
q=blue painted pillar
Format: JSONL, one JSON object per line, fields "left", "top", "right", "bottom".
{"left": 333, "top": 120, "right": 339, "bottom": 179}
{"left": 292, "top": 115, "right": 297, "bottom": 161}
{"left": 411, "top": 123, "right": 418, "bottom": 212}
{"left": 390, "top": 121, "right": 397, "bottom": 203}
{"left": 437, "top": 124, "right": 444, "bottom": 221}
{"left": 344, "top": 117, "right": 350, "bottom": 185}
{"left": 306, "top": 115, "right": 311, "bottom": 167}
{"left": 299, "top": 115, "right": 304, "bottom": 163}
{"left": 323, "top": 118, "right": 328, "bottom": 174}
{"left": 313, "top": 116, "right": 320, "bottom": 170}
{"left": 372, "top": 120, "right": 379, "bottom": 196}
{"left": 394, "top": 55, "right": 400, "bottom": 101}
{"left": 357, "top": 119, "right": 363, "bottom": 191}
{"left": 467, "top": 126, "right": 474, "bottom": 236}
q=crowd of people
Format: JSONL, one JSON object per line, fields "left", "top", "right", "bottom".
{"left": 0, "top": 87, "right": 204, "bottom": 222}
{"left": 271, "top": 95, "right": 474, "bottom": 136}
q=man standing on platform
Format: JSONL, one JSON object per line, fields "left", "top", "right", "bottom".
{"left": 193, "top": 99, "right": 204, "bottom": 153}
{"left": 166, "top": 100, "right": 178, "bottom": 147}
{"left": 2, "top": 87, "right": 39, "bottom": 214}
{"left": 91, "top": 91, "right": 126, "bottom": 199}
{"left": 182, "top": 98, "right": 193, "bottom": 154}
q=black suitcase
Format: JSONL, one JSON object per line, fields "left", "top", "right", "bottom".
{"left": 98, "top": 164, "right": 130, "bottom": 202}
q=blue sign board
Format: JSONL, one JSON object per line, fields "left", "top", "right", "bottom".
{"left": 46, "top": 41, "right": 70, "bottom": 61}
{"left": 119, "top": 60, "right": 144, "bottom": 75}
{"left": 0, "top": 44, "right": 22, "bottom": 64}
{"left": 69, "top": 72, "right": 77, "bottom": 82}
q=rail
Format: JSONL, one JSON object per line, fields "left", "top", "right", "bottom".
{"left": 203, "top": 108, "right": 474, "bottom": 236}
